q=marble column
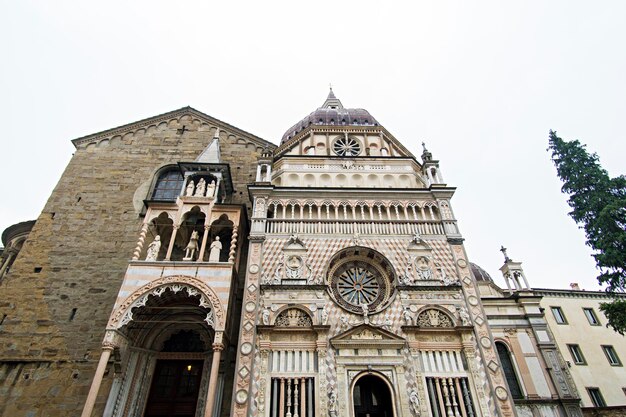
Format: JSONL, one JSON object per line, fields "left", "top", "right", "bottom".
{"left": 81, "top": 345, "right": 114, "bottom": 417}
{"left": 165, "top": 225, "right": 179, "bottom": 261}
{"left": 204, "top": 337, "right": 224, "bottom": 417}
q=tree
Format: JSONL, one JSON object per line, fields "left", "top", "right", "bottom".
{"left": 548, "top": 130, "right": 626, "bottom": 334}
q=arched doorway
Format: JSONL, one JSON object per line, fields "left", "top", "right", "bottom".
{"left": 353, "top": 375, "right": 394, "bottom": 417}
{"left": 145, "top": 331, "right": 206, "bottom": 417}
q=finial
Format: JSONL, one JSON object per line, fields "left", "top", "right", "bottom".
{"left": 329, "top": 83, "right": 333, "bottom": 91}
{"left": 422, "top": 141, "right": 427, "bottom": 151}
{"left": 213, "top": 127, "right": 220, "bottom": 139}
{"left": 500, "top": 245, "right": 511, "bottom": 262}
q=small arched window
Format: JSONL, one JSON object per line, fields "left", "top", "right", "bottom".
{"left": 152, "top": 169, "right": 184, "bottom": 200}
{"left": 496, "top": 342, "right": 523, "bottom": 399}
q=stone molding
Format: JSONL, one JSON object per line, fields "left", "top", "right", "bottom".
{"left": 71, "top": 106, "right": 275, "bottom": 149}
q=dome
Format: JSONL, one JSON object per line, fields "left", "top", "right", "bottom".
{"left": 470, "top": 262, "right": 494, "bottom": 283}
{"left": 281, "top": 89, "right": 379, "bottom": 143}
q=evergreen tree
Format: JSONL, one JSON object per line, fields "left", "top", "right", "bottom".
{"left": 548, "top": 131, "right": 626, "bottom": 334}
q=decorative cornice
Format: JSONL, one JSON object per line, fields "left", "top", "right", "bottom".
{"left": 71, "top": 106, "right": 277, "bottom": 150}
{"left": 533, "top": 288, "right": 626, "bottom": 300}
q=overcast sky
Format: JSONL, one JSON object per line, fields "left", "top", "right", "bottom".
{"left": 1, "top": 1, "right": 624, "bottom": 291}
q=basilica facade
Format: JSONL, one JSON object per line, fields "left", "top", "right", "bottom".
{"left": 0, "top": 92, "right": 584, "bottom": 417}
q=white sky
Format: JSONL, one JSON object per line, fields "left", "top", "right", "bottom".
{"left": 1, "top": 1, "right": 625, "bottom": 291}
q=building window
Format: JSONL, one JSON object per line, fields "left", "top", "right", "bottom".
{"left": 587, "top": 387, "right": 606, "bottom": 407}
{"left": 567, "top": 344, "right": 586, "bottom": 365}
{"left": 551, "top": 306, "right": 567, "bottom": 324}
{"left": 602, "top": 345, "right": 622, "bottom": 366}
{"left": 583, "top": 308, "right": 600, "bottom": 326}
{"left": 152, "top": 169, "right": 184, "bottom": 200}
{"left": 496, "top": 342, "right": 523, "bottom": 399}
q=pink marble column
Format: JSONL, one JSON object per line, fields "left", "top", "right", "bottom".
{"left": 204, "top": 339, "right": 224, "bottom": 417}
{"left": 80, "top": 346, "right": 114, "bottom": 417}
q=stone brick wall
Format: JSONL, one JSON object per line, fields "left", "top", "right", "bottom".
{"left": 0, "top": 110, "right": 274, "bottom": 416}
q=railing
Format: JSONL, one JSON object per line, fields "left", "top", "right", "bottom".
{"left": 251, "top": 219, "right": 458, "bottom": 235}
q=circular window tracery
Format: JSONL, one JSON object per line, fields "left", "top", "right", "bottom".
{"left": 332, "top": 136, "right": 362, "bottom": 156}
{"left": 336, "top": 262, "right": 380, "bottom": 306}
{"left": 327, "top": 247, "right": 395, "bottom": 314}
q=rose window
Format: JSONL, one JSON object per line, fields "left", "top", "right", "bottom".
{"left": 336, "top": 263, "right": 380, "bottom": 305}
{"left": 332, "top": 136, "right": 362, "bottom": 156}
{"left": 327, "top": 247, "right": 395, "bottom": 314}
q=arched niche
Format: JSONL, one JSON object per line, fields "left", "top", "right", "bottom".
{"left": 143, "top": 212, "right": 174, "bottom": 261}
{"left": 273, "top": 306, "right": 314, "bottom": 327}
{"left": 208, "top": 214, "right": 233, "bottom": 262}
{"left": 171, "top": 206, "right": 206, "bottom": 261}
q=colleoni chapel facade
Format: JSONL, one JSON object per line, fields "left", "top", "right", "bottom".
{"left": 0, "top": 91, "right": 584, "bottom": 417}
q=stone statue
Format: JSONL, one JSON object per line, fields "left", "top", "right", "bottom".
{"left": 183, "top": 230, "right": 199, "bottom": 260}
{"left": 145, "top": 235, "right": 161, "bottom": 261}
{"left": 340, "top": 315, "right": 349, "bottom": 331}
{"left": 360, "top": 303, "right": 369, "bottom": 324}
{"left": 409, "top": 389, "right": 420, "bottom": 416}
{"left": 209, "top": 236, "right": 222, "bottom": 262}
{"left": 261, "top": 307, "right": 270, "bottom": 325}
{"left": 194, "top": 178, "right": 206, "bottom": 197}
{"left": 457, "top": 305, "right": 471, "bottom": 326}
{"left": 207, "top": 180, "right": 216, "bottom": 197}
{"left": 403, "top": 309, "right": 413, "bottom": 326}
{"left": 328, "top": 388, "right": 338, "bottom": 414}
{"left": 321, "top": 304, "right": 329, "bottom": 325}
{"left": 185, "top": 180, "right": 195, "bottom": 197}
{"left": 411, "top": 232, "right": 423, "bottom": 245}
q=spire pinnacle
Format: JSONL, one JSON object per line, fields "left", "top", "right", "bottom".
{"left": 322, "top": 86, "right": 343, "bottom": 109}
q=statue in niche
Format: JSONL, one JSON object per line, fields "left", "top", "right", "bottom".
{"left": 145, "top": 235, "right": 161, "bottom": 261}
{"left": 207, "top": 180, "right": 216, "bottom": 198}
{"left": 416, "top": 256, "right": 433, "bottom": 280}
{"left": 409, "top": 389, "right": 421, "bottom": 416}
{"left": 194, "top": 178, "right": 206, "bottom": 197}
{"left": 261, "top": 307, "right": 270, "bottom": 325}
{"left": 403, "top": 308, "right": 413, "bottom": 326}
{"left": 208, "top": 236, "right": 222, "bottom": 262}
{"left": 321, "top": 304, "right": 329, "bottom": 325}
{"left": 185, "top": 180, "right": 195, "bottom": 197}
{"left": 183, "top": 230, "right": 199, "bottom": 260}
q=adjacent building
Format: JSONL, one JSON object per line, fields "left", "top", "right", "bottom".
{"left": 537, "top": 287, "right": 626, "bottom": 409}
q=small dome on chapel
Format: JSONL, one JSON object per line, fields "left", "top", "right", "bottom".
{"left": 281, "top": 89, "right": 379, "bottom": 144}
{"left": 470, "top": 262, "right": 494, "bottom": 283}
